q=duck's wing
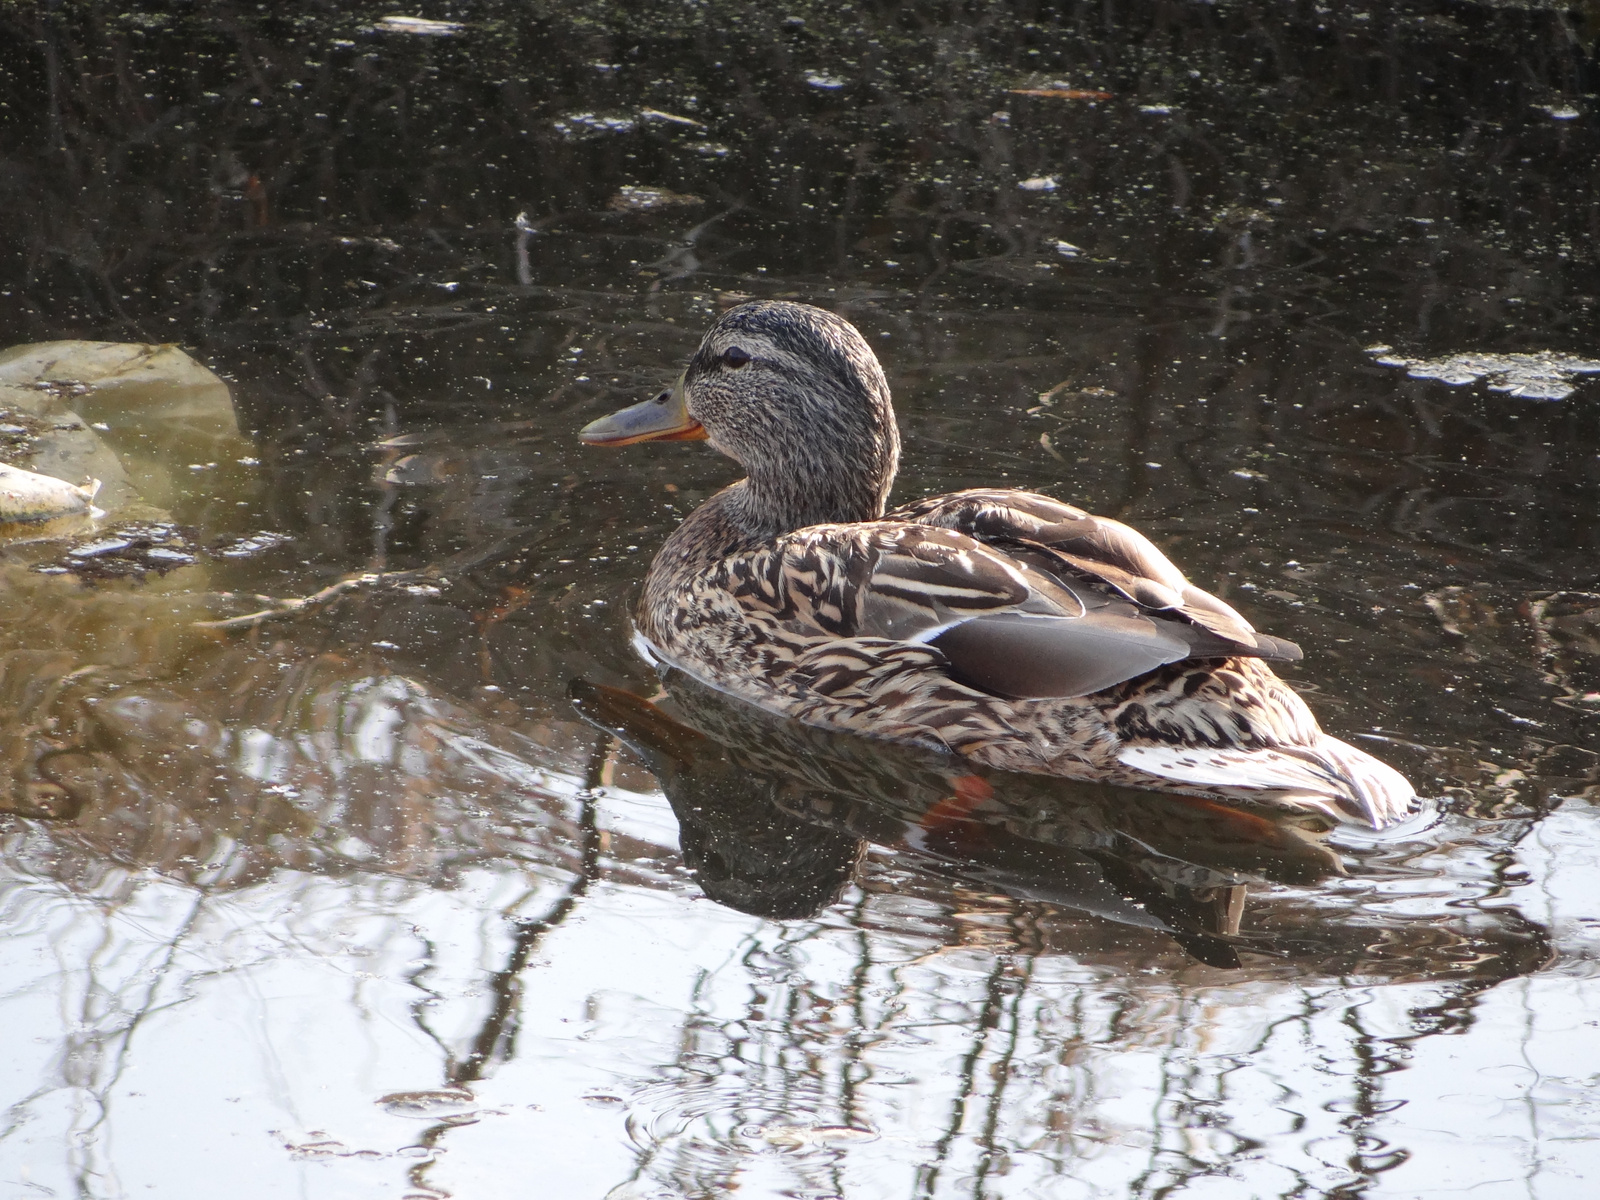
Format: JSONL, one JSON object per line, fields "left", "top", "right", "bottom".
{"left": 890, "top": 488, "right": 1299, "bottom": 660}
{"left": 726, "top": 520, "right": 1294, "bottom": 700}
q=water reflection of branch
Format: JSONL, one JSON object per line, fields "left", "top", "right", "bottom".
{"left": 839, "top": 890, "right": 873, "bottom": 1128}
{"left": 971, "top": 951, "right": 1035, "bottom": 1198}
{"left": 916, "top": 943, "right": 1010, "bottom": 1199}
{"left": 608, "top": 966, "right": 718, "bottom": 1197}
{"left": 6, "top": 890, "right": 212, "bottom": 1199}
{"left": 446, "top": 750, "right": 603, "bottom": 1094}
{"left": 610, "top": 910, "right": 876, "bottom": 1200}
{"left": 823, "top": 904, "right": 873, "bottom": 1200}
{"left": 1337, "top": 1000, "right": 1410, "bottom": 1184}
{"left": 404, "top": 734, "right": 607, "bottom": 1198}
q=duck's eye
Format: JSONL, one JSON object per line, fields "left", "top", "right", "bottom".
{"left": 721, "top": 345, "right": 751, "bottom": 369}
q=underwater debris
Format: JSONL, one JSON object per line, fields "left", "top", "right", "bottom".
{"left": 1366, "top": 347, "right": 1600, "bottom": 401}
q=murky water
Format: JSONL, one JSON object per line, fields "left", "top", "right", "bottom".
{"left": 1, "top": 2, "right": 1597, "bottom": 1197}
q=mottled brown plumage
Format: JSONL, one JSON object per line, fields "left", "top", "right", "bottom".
{"left": 580, "top": 300, "right": 1417, "bottom": 827}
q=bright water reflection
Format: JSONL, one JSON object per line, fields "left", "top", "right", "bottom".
{"left": 1, "top": 1, "right": 1598, "bottom": 1197}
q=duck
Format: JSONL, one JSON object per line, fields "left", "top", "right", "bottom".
{"left": 579, "top": 300, "right": 1416, "bottom": 827}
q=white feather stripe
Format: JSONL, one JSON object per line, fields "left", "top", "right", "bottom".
{"left": 1310, "top": 736, "right": 1417, "bottom": 826}
{"left": 1116, "top": 741, "right": 1416, "bottom": 828}
{"left": 1116, "top": 745, "right": 1347, "bottom": 794}
{"left": 806, "top": 649, "right": 877, "bottom": 671}
{"left": 871, "top": 577, "right": 1015, "bottom": 605}
{"left": 905, "top": 615, "right": 975, "bottom": 645}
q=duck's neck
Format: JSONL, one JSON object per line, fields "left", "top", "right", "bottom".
{"left": 724, "top": 423, "right": 901, "bottom": 539}
{"left": 723, "top": 470, "right": 884, "bottom": 540}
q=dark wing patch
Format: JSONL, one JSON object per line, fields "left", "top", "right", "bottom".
{"left": 893, "top": 488, "right": 1298, "bottom": 661}
{"left": 931, "top": 611, "right": 1192, "bottom": 698}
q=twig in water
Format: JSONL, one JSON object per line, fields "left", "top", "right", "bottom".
{"left": 196, "top": 570, "right": 434, "bottom": 631}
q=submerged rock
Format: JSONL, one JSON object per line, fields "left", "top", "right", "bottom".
{"left": 0, "top": 339, "right": 250, "bottom": 544}
{"left": 0, "top": 340, "right": 227, "bottom": 397}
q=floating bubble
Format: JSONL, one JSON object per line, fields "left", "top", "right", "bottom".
{"left": 803, "top": 71, "right": 847, "bottom": 90}
{"left": 554, "top": 112, "right": 638, "bottom": 139}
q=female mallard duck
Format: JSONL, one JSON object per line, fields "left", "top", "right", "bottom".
{"left": 580, "top": 300, "right": 1415, "bottom": 827}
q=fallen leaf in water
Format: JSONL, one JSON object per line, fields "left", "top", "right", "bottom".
{"left": 607, "top": 185, "right": 705, "bottom": 212}
{"left": 639, "top": 108, "right": 706, "bottom": 128}
{"left": 378, "top": 1088, "right": 478, "bottom": 1117}
{"left": 375, "top": 15, "right": 463, "bottom": 36}
{"left": 1009, "top": 88, "right": 1113, "bottom": 100}
{"left": 50, "top": 521, "right": 200, "bottom": 581}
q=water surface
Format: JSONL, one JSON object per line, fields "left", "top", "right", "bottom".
{"left": 1, "top": 3, "right": 1597, "bottom": 1197}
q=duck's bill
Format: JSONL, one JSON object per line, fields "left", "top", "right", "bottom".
{"left": 578, "top": 374, "right": 707, "bottom": 446}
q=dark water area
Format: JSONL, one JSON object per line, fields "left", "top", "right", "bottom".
{"left": 1, "top": 2, "right": 1598, "bottom": 1196}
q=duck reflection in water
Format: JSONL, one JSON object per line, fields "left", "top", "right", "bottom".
{"left": 571, "top": 673, "right": 1347, "bottom": 969}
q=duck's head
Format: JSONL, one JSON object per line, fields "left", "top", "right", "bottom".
{"left": 580, "top": 300, "right": 900, "bottom": 536}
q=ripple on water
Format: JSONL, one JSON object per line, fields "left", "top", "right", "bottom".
{"left": 748, "top": 1124, "right": 878, "bottom": 1149}
{"left": 616, "top": 1068, "right": 877, "bottom": 1194}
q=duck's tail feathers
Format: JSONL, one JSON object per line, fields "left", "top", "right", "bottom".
{"left": 1116, "top": 737, "right": 1418, "bottom": 829}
